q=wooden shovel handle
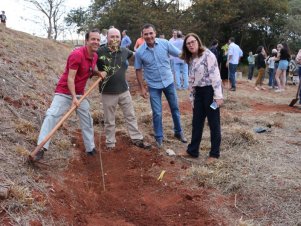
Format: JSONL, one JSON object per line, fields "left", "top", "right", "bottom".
{"left": 30, "top": 76, "right": 103, "bottom": 159}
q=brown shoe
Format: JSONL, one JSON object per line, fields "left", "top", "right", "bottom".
{"left": 205, "top": 157, "right": 218, "bottom": 165}
{"left": 178, "top": 151, "right": 198, "bottom": 158}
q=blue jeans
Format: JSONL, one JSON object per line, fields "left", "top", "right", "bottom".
{"left": 268, "top": 68, "right": 274, "bottom": 86}
{"left": 174, "top": 62, "right": 188, "bottom": 90}
{"left": 229, "top": 63, "right": 238, "bottom": 88}
{"left": 148, "top": 83, "right": 182, "bottom": 142}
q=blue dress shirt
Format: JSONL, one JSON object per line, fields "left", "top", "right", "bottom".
{"left": 134, "top": 38, "right": 180, "bottom": 89}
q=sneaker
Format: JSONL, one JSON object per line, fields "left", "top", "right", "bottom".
{"left": 174, "top": 133, "right": 187, "bottom": 143}
{"left": 155, "top": 140, "right": 163, "bottom": 149}
{"left": 230, "top": 87, "right": 236, "bottom": 91}
{"left": 261, "top": 87, "right": 266, "bottom": 90}
{"left": 87, "top": 148, "right": 97, "bottom": 156}
{"left": 254, "top": 87, "right": 260, "bottom": 91}
{"left": 35, "top": 147, "right": 47, "bottom": 161}
{"left": 132, "top": 139, "right": 152, "bottom": 150}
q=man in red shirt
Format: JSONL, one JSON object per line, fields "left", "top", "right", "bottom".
{"left": 34, "top": 29, "right": 106, "bottom": 160}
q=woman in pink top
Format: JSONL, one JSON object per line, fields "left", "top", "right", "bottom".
{"left": 181, "top": 33, "right": 223, "bottom": 164}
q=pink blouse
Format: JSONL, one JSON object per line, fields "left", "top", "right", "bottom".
{"left": 189, "top": 49, "right": 223, "bottom": 101}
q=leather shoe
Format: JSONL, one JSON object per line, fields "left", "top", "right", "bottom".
{"left": 87, "top": 148, "right": 97, "bottom": 156}
{"left": 174, "top": 133, "right": 187, "bottom": 143}
{"left": 132, "top": 139, "right": 152, "bottom": 150}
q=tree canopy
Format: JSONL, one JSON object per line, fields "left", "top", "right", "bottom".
{"left": 65, "top": 0, "right": 301, "bottom": 54}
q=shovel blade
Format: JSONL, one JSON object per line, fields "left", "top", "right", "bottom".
{"left": 289, "top": 98, "right": 299, "bottom": 107}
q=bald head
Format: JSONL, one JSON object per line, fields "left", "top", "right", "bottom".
{"left": 107, "top": 28, "right": 121, "bottom": 49}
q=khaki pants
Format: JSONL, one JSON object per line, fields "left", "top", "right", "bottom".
{"left": 255, "top": 68, "right": 265, "bottom": 86}
{"left": 102, "top": 90, "right": 143, "bottom": 147}
{"left": 38, "top": 94, "right": 95, "bottom": 152}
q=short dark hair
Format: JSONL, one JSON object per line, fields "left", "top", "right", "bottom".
{"left": 177, "top": 31, "right": 183, "bottom": 38}
{"left": 142, "top": 23, "right": 156, "bottom": 33}
{"left": 256, "top": 46, "right": 264, "bottom": 54}
{"left": 85, "top": 28, "right": 100, "bottom": 41}
{"left": 211, "top": 39, "right": 218, "bottom": 46}
{"left": 122, "top": 30, "right": 127, "bottom": 34}
{"left": 229, "top": 37, "right": 235, "bottom": 42}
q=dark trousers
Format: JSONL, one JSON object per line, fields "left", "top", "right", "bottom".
{"left": 248, "top": 64, "right": 255, "bottom": 80}
{"left": 187, "top": 86, "right": 221, "bottom": 158}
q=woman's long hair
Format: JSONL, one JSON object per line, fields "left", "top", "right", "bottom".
{"left": 181, "top": 33, "right": 205, "bottom": 64}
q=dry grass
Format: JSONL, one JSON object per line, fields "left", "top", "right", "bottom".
{"left": 179, "top": 77, "right": 301, "bottom": 225}
{"left": 1, "top": 28, "right": 301, "bottom": 225}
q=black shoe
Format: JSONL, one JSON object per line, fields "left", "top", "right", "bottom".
{"left": 87, "top": 148, "right": 97, "bottom": 156}
{"left": 230, "top": 87, "right": 236, "bottom": 91}
{"left": 174, "top": 133, "right": 187, "bottom": 143}
{"left": 35, "top": 147, "right": 47, "bottom": 161}
{"left": 132, "top": 139, "right": 152, "bottom": 150}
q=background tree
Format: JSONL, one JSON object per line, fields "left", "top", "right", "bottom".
{"left": 65, "top": 0, "right": 299, "bottom": 55}
{"left": 26, "top": 0, "right": 65, "bottom": 40}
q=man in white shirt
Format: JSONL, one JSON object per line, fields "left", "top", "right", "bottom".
{"left": 100, "top": 29, "right": 108, "bottom": 47}
{"left": 226, "top": 37, "right": 243, "bottom": 91}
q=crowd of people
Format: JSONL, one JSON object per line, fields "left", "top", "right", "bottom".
{"left": 31, "top": 24, "right": 301, "bottom": 165}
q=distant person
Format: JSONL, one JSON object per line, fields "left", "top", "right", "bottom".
{"left": 209, "top": 39, "right": 220, "bottom": 62}
{"left": 181, "top": 33, "right": 223, "bottom": 164}
{"left": 172, "top": 30, "right": 188, "bottom": 90}
{"left": 0, "top": 11, "right": 6, "bottom": 26}
{"left": 296, "top": 49, "right": 301, "bottom": 104}
{"left": 159, "top": 34, "right": 165, "bottom": 39}
{"left": 135, "top": 24, "right": 187, "bottom": 148}
{"left": 226, "top": 37, "right": 243, "bottom": 91}
{"left": 121, "top": 30, "right": 132, "bottom": 69}
{"left": 100, "top": 29, "right": 108, "bottom": 47}
{"left": 288, "top": 55, "right": 298, "bottom": 85}
{"left": 32, "top": 29, "right": 106, "bottom": 161}
{"left": 169, "top": 29, "right": 178, "bottom": 73}
{"left": 247, "top": 51, "right": 255, "bottom": 80}
{"left": 134, "top": 32, "right": 144, "bottom": 51}
{"left": 254, "top": 46, "right": 267, "bottom": 90}
{"left": 96, "top": 28, "right": 151, "bottom": 150}
{"left": 220, "top": 43, "right": 229, "bottom": 87}
{"left": 121, "top": 30, "right": 132, "bottom": 49}
{"left": 275, "top": 43, "right": 290, "bottom": 92}
{"left": 266, "top": 49, "right": 277, "bottom": 88}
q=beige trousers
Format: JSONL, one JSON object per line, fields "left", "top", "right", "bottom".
{"left": 102, "top": 90, "right": 143, "bottom": 147}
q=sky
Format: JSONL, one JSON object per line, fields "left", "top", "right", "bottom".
{"left": 1, "top": 0, "right": 91, "bottom": 39}
{"left": 1, "top": 0, "right": 191, "bottom": 40}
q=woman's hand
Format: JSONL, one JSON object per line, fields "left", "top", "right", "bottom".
{"left": 215, "top": 99, "right": 223, "bottom": 107}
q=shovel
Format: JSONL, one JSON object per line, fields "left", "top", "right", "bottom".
{"left": 289, "top": 81, "right": 301, "bottom": 107}
{"left": 29, "top": 75, "right": 104, "bottom": 162}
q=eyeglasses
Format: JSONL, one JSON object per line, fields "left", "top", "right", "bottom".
{"left": 186, "top": 39, "right": 197, "bottom": 46}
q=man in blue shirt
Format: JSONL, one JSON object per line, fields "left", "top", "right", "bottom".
{"left": 121, "top": 30, "right": 132, "bottom": 69}
{"left": 135, "top": 23, "right": 187, "bottom": 148}
{"left": 121, "top": 30, "right": 132, "bottom": 48}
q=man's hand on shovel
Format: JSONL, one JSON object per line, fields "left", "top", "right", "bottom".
{"left": 28, "top": 71, "right": 107, "bottom": 164}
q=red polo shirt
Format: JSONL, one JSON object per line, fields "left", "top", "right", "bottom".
{"left": 55, "top": 46, "right": 98, "bottom": 95}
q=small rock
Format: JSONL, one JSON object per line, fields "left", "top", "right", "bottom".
{"left": 166, "top": 149, "right": 176, "bottom": 156}
{"left": 0, "top": 185, "right": 10, "bottom": 199}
